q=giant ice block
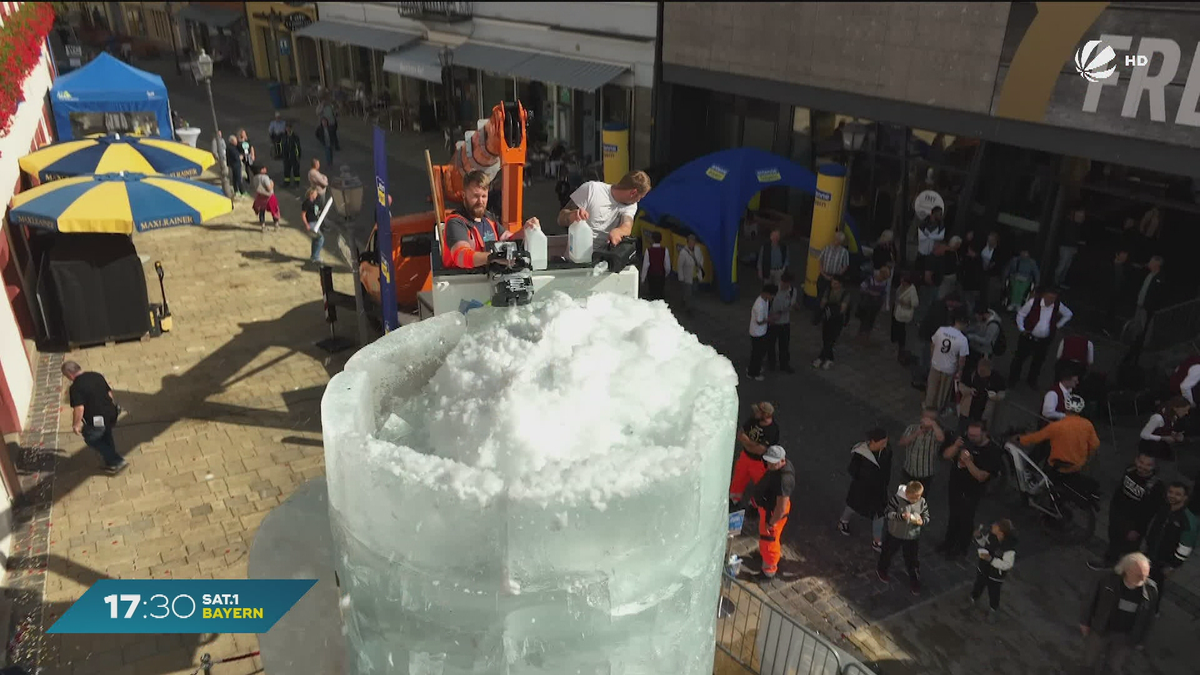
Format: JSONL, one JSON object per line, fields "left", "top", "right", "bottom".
{"left": 321, "top": 291, "right": 739, "bottom": 674}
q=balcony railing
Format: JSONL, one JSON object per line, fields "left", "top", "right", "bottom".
{"left": 397, "top": 2, "right": 473, "bottom": 22}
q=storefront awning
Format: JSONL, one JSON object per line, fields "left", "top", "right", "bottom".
{"left": 451, "top": 42, "right": 628, "bottom": 93}
{"left": 176, "top": 5, "right": 243, "bottom": 29}
{"left": 294, "top": 21, "right": 421, "bottom": 53}
{"left": 382, "top": 43, "right": 447, "bottom": 85}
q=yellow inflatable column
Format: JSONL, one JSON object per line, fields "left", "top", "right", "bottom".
{"left": 804, "top": 164, "right": 848, "bottom": 301}
{"left": 602, "top": 124, "right": 630, "bottom": 184}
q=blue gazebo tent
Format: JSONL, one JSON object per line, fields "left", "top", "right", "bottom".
{"left": 639, "top": 147, "right": 861, "bottom": 302}
{"left": 50, "top": 53, "right": 173, "bottom": 141}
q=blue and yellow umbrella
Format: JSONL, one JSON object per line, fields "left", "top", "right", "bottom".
{"left": 18, "top": 134, "right": 216, "bottom": 182}
{"left": 9, "top": 172, "right": 232, "bottom": 235}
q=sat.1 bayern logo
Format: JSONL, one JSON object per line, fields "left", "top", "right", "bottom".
{"left": 1075, "top": 40, "right": 1117, "bottom": 82}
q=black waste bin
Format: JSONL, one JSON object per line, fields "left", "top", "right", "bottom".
{"left": 267, "top": 81, "right": 286, "bottom": 110}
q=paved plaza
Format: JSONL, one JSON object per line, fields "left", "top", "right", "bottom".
{"left": 2, "top": 59, "right": 1198, "bottom": 674}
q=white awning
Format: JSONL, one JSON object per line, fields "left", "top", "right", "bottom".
{"left": 294, "top": 21, "right": 421, "bottom": 53}
{"left": 450, "top": 42, "right": 628, "bottom": 92}
{"left": 382, "top": 42, "right": 448, "bottom": 84}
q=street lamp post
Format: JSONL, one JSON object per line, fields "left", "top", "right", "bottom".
{"left": 197, "top": 49, "right": 234, "bottom": 207}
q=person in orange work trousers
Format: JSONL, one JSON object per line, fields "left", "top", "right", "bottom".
{"left": 730, "top": 402, "right": 780, "bottom": 510}
{"left": 752, "top": 445, "right": 794, "bottom": 583}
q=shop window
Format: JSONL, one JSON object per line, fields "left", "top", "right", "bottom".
{"left": 742, "top": 117, "right": 774, "bottom": 152}
{"left": 601, "top": 84, "right": 629, "bottom": 125}
{"left": 911, "top": 127, "right": 979, "bottom": 173}
{"left": 790, "top": 107, "right": 811, "bottom": 168}
{"left": 69, "top": 112, "right": 159, "bottom": 138}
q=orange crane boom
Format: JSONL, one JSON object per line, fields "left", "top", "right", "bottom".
{"left": 435, "top": 101, "right": 528, "bottom": 233}
{"left": 361, "top": 101, "right": 529, "bottom": 313}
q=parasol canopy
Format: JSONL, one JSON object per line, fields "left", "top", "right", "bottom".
{"left": 19, "top": 134, "right": 217, "bottom": 182}
{"left": 9, "top": 172, "right": 231, "bottom": 235}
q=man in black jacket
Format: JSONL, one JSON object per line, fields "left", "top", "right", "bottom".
{"left": 1142, "top": 482, "right": 1197, "bottom": 615}
{"left": 280, "top": 123, "right": 302, "bottom": 187}
{"left": 1081, "top": 552, "right": 1158, "bottom": 672}
{"left": 1089, "top": 453, "right": 1164, "bottom": 570}
{"left": 937, "top": 421, "right": 1001, "bottom": 559}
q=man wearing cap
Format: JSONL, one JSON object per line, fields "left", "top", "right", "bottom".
{"left": 753, "top": 445, "right": 794, "bottom": 582}
{"left": 730, "top": 402, "right": 780, "bottom": 508}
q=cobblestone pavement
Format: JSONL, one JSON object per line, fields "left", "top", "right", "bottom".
{"left": 5, "top": 58, "right": 1199, "bottom": 675}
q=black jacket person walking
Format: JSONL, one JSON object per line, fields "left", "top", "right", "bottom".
{"left": 63, "top": 361, "right": 126, "bottom": 474}
{"left": 281, "top": 124, "right": 302, "bottom": 186}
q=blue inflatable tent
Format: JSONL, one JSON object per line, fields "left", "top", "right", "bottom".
{"left": 50, "top": 53, "right": 173, "bottom": 141}
{"left": 639, "top": 147, "right": 861, "bottom": 302}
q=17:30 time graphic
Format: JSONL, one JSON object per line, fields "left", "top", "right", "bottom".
{"left": 104, "top": 594, "right": 258, "bottom": 620}
{"left": 49, "top": 580, "right": 313, "bottom": 634}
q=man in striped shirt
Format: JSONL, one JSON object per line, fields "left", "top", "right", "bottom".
{"left": 817, "top": 232, "right": 851, "bottom": 302}
{"left": 897, "top": 407, "right": 947, "bottom": 503}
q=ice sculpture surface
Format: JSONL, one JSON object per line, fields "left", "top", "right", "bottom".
{"left": 321, "top": 291, "right": 739, "bottom": 674}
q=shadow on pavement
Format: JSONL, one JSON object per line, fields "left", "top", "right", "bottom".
{"left": 16, "top": 301, "right": 349, "bottom": 520}
{"left": 8, "top": 554, "right": 221, "bottom": 673}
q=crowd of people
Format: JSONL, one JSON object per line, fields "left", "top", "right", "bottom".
{"left": 724, "top": 209, "right": 1199, "bottom": 671}
{"left": 207, "top": 108, "right": 336, "bottom": 259}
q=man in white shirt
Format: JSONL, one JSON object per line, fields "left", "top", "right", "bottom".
{"left": 916, "top": 207, "right": 946, "bottom": 260}
{"left": 557, "top": 171, "right": 652, "bottom": 248}
{"left": 1009, "top": 288, "right": 1073, "bottom": 389}
{"left": 1042, "top": 372, "right": 1081, "bottom": 422}
{"left": 267, "top": 112, "right": 287, "bottom": 158}
{"left": 748, "top": 284, "right": 778, "bottom": 381}
{"left": 926, "top": 311, "right": 970, "bottom": 410}
{"left": 675, "top": 233, "right": 706, "bottom": 316}
{"left": 767, "top": 273, "right": 799, "bottom": 374}
{"left": 1170, "top": 357, "right": 1200, "bottom": 407}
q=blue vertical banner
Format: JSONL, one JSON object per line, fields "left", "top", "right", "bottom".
{"left": 373, "top": 126, "right": 398, "bottom": 333}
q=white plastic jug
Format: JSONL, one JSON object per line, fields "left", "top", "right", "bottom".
{"left": 525, "top": 225, "right": 548, "bottom": 271}
{"left": 568, "top": 221, "right": 594, "bottom": 264}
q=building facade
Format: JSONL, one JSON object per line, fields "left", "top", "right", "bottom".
{"left": 245, "top": 1, "right": 320, "bottom": 84}
{"left": 299, "top": 1, "right": 656, "bottom": 169}
{"left": 0, "top": 0, "right": 60, "bottom": 577}
{"left": 655, "top": 2, "right": 1200, "bottom": 300}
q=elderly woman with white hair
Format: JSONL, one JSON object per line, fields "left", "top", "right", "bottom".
{"left": 1080, "top": 552, "right": 1159, "bottom": 672}
{"left": 939, "top": 235, "right": 963, "bottom": 300}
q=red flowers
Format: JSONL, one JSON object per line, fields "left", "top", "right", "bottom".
{"left": 0, "top": 3, "right": 55, "bottom": 137}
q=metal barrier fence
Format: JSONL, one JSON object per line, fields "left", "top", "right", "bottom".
{"left": 1143, "top": 297, "right": 1200, "bottom": 353}
{"left": 714, "top": 572, "right": 874, "bottom": 675}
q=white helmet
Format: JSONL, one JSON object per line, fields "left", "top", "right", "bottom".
{"left": 1065, "top": 395, "right": 1085, "bottom": 414}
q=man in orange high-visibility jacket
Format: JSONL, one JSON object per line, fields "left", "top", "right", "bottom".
{"left": 753, "top": 445, "right": 794, "bottom": 582}
{"left": 443, "top": 170, "right": 540, "bottom": 269}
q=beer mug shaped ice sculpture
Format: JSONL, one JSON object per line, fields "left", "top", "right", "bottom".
{"left": 321, "top": 291, "right": 738, "bottom": 674}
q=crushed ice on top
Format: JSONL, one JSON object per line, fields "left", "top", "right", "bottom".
{"left": 370, "top": 291, "right": 735, "bottom": 509}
